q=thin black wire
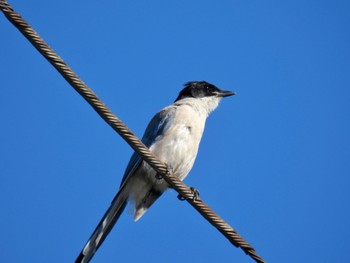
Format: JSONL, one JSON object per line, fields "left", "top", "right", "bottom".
{"left": 0, "top": 1, "right": 266, "bottom": 263}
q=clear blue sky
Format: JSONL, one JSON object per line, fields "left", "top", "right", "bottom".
{"left": 1, "top": 1, "right": 349, "bottom": 262}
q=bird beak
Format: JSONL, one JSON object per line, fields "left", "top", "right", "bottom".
{"left": 217, "top": 90, "right": 236, "bottom": 97}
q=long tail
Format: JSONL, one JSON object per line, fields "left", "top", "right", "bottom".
{"left": 75, "top": 188, "right": 128, "bottom": 263}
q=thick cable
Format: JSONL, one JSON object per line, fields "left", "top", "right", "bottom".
{"left": 0, "top": 1, "right": 265, "bottom": 263}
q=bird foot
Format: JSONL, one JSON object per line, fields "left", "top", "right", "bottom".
{"left": 155, "top": 163, "right": 173, "bottom": 180}
{"left": 177, "top": 187, "right": 200, "bottom": 201}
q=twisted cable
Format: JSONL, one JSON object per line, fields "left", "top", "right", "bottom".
{"left": 0, "top": 1, "right": 265, "bottom": 262}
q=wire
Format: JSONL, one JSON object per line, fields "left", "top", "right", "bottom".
{"left": 0, "top": 1, "right": 266, "bottom": 262}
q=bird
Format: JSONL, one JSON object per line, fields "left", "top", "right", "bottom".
{"left": 76, "top": 81, "right": 235, "bottom": 262}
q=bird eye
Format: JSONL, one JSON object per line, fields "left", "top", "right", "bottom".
{"left": 206, "top": 86, "right": 215, "bottom": 95}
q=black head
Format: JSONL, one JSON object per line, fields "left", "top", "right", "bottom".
{"left": 175, "top": 81, "right": 235, "bottom": 102}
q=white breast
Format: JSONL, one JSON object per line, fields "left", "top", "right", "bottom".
{"left": 150, "top": 103, "right": 206, "bottom": 181}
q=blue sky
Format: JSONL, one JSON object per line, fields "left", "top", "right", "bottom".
{"left": 1, "top": 0, "right": 349, "bottom": 262}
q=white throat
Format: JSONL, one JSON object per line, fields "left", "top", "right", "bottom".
{"left": 175, "top": 96, "right": 222, "bottom": 117}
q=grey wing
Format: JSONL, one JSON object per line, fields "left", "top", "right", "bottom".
{"left": 120, "top": 106, "right": 176, "bottom": 186}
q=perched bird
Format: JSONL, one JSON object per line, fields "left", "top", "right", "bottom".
{"left": 76, "top": 81, "right": 235, "bottom": 262}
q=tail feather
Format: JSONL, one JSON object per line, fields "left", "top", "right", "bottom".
{"left": 76, "top": 190, "right": 128, "bottom": 263}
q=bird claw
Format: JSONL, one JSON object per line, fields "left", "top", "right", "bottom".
{"left": 155, "top": 173, "right": 163, "bottom": 180}
{"left": 155, "top": 163, "right": 173, "bottom": 180}
{"left": 190, "top": 187, "right": 200, "bottom": 200}
{"left": 177, "top": 194, "right": 186, "bottom": 201}
{"left": 177, "top": 186, "right": 200, "bottom": 201}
